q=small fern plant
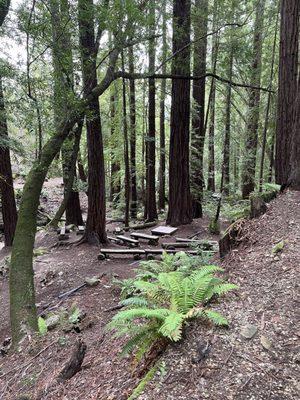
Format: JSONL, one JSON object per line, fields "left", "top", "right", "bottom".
{"left": 107, "top": 265, "right": 237, "bottom": 358}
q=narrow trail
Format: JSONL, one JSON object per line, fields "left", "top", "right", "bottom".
{"left": 141, "top": 191, "right": 300, "bottom": 399}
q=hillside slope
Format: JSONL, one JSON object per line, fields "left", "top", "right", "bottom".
{"left": 141, "top": 191, "right": 300, "bottom": 400}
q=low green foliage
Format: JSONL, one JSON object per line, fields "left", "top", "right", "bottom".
{"left": 208, "top": 219, "right": 220, "bottom": 234}
{"left": 272, "top": 240, "right": 286, "bottom": 254}
{"left": 38, "top": 317, "right": 48, "bottom": 335}
{"left": 128, "top": 363, "right": 160, "bottom": 400}
{"left": 108, "top": 253, "right": 237, "bottom": 359}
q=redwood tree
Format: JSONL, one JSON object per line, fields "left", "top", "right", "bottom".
{"left": 78, "top": 0, "right": 107, "bottom": 243}
{"left": 145, "top": 0, "right": 158, "bottom": 222}
{"left": 275, "top": 0, "right": 299, "bottom": 185}
{"left": 191, "top": 0, "right": 208, "bottom": 218}
{"left": 241, "top": 0, "right": 265, "bottom": 198}
{"left": 167, "top": 0, "right": 192, "bottom": 226}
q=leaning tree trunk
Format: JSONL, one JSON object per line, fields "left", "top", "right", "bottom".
{"left": 158, "top": 0, "right": 167, "bottom": 211}
{"left": 241, "top": 0, "right": 265, "bottom": 198}
{"left": 0, "top": 76, "right": 17, "bottom": 246}
{"left": 128, "top": 46, "right": 137, "bottom": 218}
{"left": 78, "top": 0, "right": 107, "bottom": 243}
{"left": 145, "top": 0, "right": 158, "bottom": 222}
{"left": 275, "top": 0, "right": 299, "bottom": 185}
{"left": 167, "top": 0, "right": 192, "bottom": 226}
{"left": 50, "top": 0, "right": 83, "bottom": 226}
{"left": 191, "top": 0, "right": 208, "bottom": 218}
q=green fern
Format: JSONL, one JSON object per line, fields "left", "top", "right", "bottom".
{"left": 107, "top": 263, "right": 237, "bottom": 357}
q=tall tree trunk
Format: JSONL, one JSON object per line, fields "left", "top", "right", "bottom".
{"left": 158, "top": 0, "right": 167, "bottom": 211}
{"left": 275, "top": 0, "right": 299, "bottom": 185}
{"left": 167, "top": 0, "right": 192, "bottom": 226}
{"left": 145, "top": 0, "right": 158, "bottom": 222}
{"left": 50, "top": 0, "right": 82, "bottom": 226}
{"left": 78, "top": 0, "right": 107, "bottom": 243}
{"left": 259, "top": 4, "right": 279, "bottom": 191}
{"left": 109, "top": 90, "right": 121, "bottom": 204}
{"left": 0, "top": 77, "right": 17, "bottom": 246}
{"left": 288, "top": 76, "right": 300, "bottom": 188}
{"left": 0, "top": 0, "right": 17, "bottom": 247}
{"left": 128, "top": 46, "right": 137, "bottom": 218}
{"left": 222, "top": 45, "right": 233, "bottom": 196}
{"left": 191, "top": 0, "right": 208, "bottom": 218}
{"left": 207, "top": 2, "right": 219, "bottom": 192}
{"left": 121, "top": 52, "right": 130, "bottom": 227}
{"left": 242, "top": 0, "right": 265, "bottom": 198}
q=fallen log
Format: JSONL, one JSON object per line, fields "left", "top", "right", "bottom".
{"left": 57, "top": 339, "right": 87, "bottom": 382}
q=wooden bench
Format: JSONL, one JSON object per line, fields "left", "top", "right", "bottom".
{"left": 151, "top": 226, "right": 178, "bottom": 236}
{"left": 130, "top": 232, "right": 159, "bottom": 245}
{"left": 107, "top": 236, "right": 122, "bottom": 245}
{"left": 116, "top": 235, "right": 139, "bottom": 247}
{"left": 58, "top": 226, "right": 69, "bottom": 241}
{"left": 76, "top": 225, "right": 85, "bottom": 235}
{"left": 98, "top": 249, "right": 145, "bottom": 260}
{"left": 176, "top": 237, "right": 219, "bottom": 250}
{"left": 162, "top": 242, "right": 191, "bottom": 249}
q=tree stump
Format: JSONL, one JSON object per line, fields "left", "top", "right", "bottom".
{"left": 250, "top": 194, "right": 267, "bottom": 218}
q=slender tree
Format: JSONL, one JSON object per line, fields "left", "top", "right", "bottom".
{"left": 158, "top": 0, "right": 167, "bottom": 210}
{"left": 0, "top": 77, "right": 17, "bottom": 247}
{"left": 78, "top": 0, "right": 107, "bottom": 243}
{"left": 109, "top": 89, "right": 121, "bottom": 204}
{"left": 145, "top": 0, "right": 158, "bottom": 222}
{"left": 167, "top": 0, "right": 192, "bottom": 226}
{"left": 0, "top": 0, "right": 17, "bottom": 247}
{"left": 191, "top": 0, "right": 208, "bottom": 218}
{"left": 128, "top": 46, "right": 137, "bottom": 218}
{"left": 275, "top": 0, "right": 299, "bottom": 185}
{"left": 241, "top": 0, "right": 265, "bottom": 198}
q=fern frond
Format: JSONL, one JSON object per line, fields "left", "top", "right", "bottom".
{"left": 159, "top": 311, "right": 185, "bottom": 341}
{"left": 192, "top": 265, "right": 223, "bottom": 278}
{"left": 110, "top": 308, "right": 170, "bottom": 323}
{"left": 203, "top": 309, "right": 228, "bottom": 326}
{"left": 211, "top": 283, "right": 238, "bottom": 295}
{"left": 120, "top": 325, "right": 157, "bottom": 357}
{"left": 121, "top": 296, "right": 149, "bottom": 308}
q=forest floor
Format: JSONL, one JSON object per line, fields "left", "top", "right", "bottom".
{"left": 0, "top": 183, "right": 299, "bottom": 400}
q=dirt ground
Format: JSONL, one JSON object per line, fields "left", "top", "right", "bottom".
{"left": 0, "top": 185, "right": 299, "bottom": 399}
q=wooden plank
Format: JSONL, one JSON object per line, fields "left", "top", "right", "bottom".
{"left": 162, "top": 242, "right": 191, "bottom": 249}
{"left": 130, "top": 232, "right": 159, "bottom": 243}
{"left": 116, "top": 235, "right": 139, "bottom": 246}
{"left": 176, "top": 237, "right": 199, "bottom": 243}
{"left": 98, "top": 248, "right": 145, "bottom": 260}
{"left": 151, "top": 226, "right": 178, "bottom": 236}
{"left": 58, "top": 226, "right": 69, "bottom": 241}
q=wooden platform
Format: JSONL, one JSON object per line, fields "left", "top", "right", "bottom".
{"left": 151, "top": 226, "right": 178, "bottom": 236}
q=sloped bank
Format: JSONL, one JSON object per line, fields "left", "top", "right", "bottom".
{"left": 139, "top": 191, "right": 300, "bottom": 400}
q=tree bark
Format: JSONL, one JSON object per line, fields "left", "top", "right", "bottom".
{"left": 109, "top": 91, "right": 121, "bottom": 204}
{"left": 0, "top": 77, "right": 17, "bottom": 246}
{"left": 128, "top": 46, "right": 137, "bottom": 218}
{"left": 121, "top": 51, "right": 130, "bottom": 227}
{"left": 242, "top": 0, "right": 265, "bottom": 198}
{"left": 158, "top": 0, "right": 167, "bottom": 211}
{"left": 207, "top": 0, "right": 219, "bottom": 192}
{"left": 145, "top": 0, "right": 158, "bottom": 222}
{"left": 222, "top": 44, "right": 233, "bottom": 196}
{"left": 259, "top": 4, "right": 279, "bottom": 191}
{"left": 78, "top": 0, "right": 107, "bottom": 243}
{"left": 167, "top": 0, "right": 192, "bottom": 226}
{"left": 275, "top": 0, "right": 299, "bottom": 185}
{"left": 288, "top": 76, "right": 300, "bottom": 188}
{"left": 191, "top": 0, "right": 208, "bottom": 218}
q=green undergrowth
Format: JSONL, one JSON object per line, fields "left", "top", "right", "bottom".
{"left": 109, "top": 252, "right": 238, "bottom": 364}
